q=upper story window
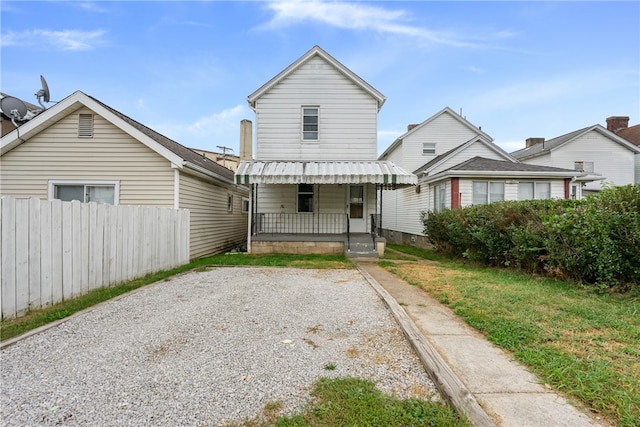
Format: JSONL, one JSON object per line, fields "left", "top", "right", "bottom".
{"left": 78, "top": 113, "right": 94, "bottom": 137}
{"left": 49, "top": 180, "right": 119, "bottom": 205}
{"left": 472, "top": 181, "right": 504, "bottom": 205}
{"left": 302, "top": 107, "right": 319, "bottom": 141}
{"left": 574, "top": 161, "right": 594, "bottom": 173}
{"left": 518, "top": 182, "right": 551, "bottom": 200}
{"left": 422, "top": 143, "right": 436, "bottom": 155}
{"left": 297, "top": 184, "right": 314, "bottom": 213}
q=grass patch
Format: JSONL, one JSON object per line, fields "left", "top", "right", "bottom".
{"left": 231, "top": 377, "right": 468, "bottom": 427}
{"left": 1, "top": 253, "right": 352, "bottom": 342}
{"left": 382, "top": 246, "right": 640, "bottom": 427}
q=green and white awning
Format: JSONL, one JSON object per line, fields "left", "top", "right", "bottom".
{"left": 235, "top": 160, "right": 416, "bottom": 187}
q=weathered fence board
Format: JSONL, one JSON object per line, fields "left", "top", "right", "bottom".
{"left": 0, "top": 197, "right": 190, "bottom": 319}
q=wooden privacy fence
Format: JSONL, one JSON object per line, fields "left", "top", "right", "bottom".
{"left": 0, "top": 197, "right": 190, "bottom": 319}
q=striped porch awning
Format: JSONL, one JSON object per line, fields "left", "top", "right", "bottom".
{"left": 235, "top": 161, "right": 417, "bottom": 187}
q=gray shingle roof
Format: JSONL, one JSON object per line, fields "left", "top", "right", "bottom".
{"left": 511, "top": 126, "right": 591, "bottom": 160}
{"left": 446, "top": 156, "right": 576, "bottom": 173}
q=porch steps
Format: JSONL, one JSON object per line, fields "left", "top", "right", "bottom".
{"left": 345, "top": 235, "right": 378, "bottom": 259}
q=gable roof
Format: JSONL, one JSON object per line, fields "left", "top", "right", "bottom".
{"left": 247, "top": 46, "right": 386, "bottom": 111}
{"left": 511, "top": 124, "right": 640, "bottom": 160}
{"left": 1, "top": 91, "right": 235, "bottom": 183}
{"left": 379, "top": 107, "right": 493, "bottom": 160}
{"left": 413, "top": 135, "right": 516, "bottom": 176}
{"left": 420, "top": 156, "right": 588, "bottom": 184}
{"left": 617, "top": 124, "right": 640, "bottom": 146}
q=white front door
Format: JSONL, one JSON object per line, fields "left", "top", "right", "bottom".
{"left": 348, "top": 185, "right": 366, "bottom": 233}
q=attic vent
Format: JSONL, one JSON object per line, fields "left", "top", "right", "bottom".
{"left": 78, "top": 113, "right": 94, "bottom": 137}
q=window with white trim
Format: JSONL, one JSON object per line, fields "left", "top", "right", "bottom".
{"left": 227, "top": 194, "right": 233, "bottom": 212}
{"left": 297, "top": 184, "right": 314, "bottom": 213}
{"left": 434, "top": 183, "right": 446, "bottom": 212}
{"left": 518, "top": 182, "right": 551, "bottom": 200}
{"left": 472, "top": 181, "right": 504, "bottom": 205}
{"left": 574, "top": 161, "right": 594, "bottom": 173}
{"left": 241, "top": 197, "right": 249, "bottom": 213}
{"left": 422, "top": 143, "right": 436, "bottom": 155}
{"left": 49, "top": 180, "right": 119, "bottom": 205}
{"left": 302, "top": 107, "right": 319, "bottom": 140}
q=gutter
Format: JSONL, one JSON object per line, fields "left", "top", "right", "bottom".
{"left": 183, "top": 161, "right": 243, "bottom": 188}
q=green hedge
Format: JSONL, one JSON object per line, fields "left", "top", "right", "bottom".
{"left": 422, "top": 185, "right": 640, "bottom": 291}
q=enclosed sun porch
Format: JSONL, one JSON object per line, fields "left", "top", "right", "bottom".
{"left": 235, "top": 161, "right": 416, "bottom": 257}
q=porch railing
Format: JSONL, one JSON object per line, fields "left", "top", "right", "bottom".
{"left": 253, "top": 213, "right": 349, "bottom": 235}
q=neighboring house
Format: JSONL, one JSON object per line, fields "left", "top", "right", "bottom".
{"left": 378, "top": 107, "right": 585, "bottom": 247}
{"left": 191, "top": 148, "right": 241, "bottom": 171}
{"left": 235, "top": 46, "right": 416, "bottom": 257}
{"left": 605, "top": 116, "right": 640, "bottom": 183}
{"left": 1, "top": 90, "right": 248, "bottom": 259}
{"left": 511, "top": 120, "right": 640, "bottom": 193}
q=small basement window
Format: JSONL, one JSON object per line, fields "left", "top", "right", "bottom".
{"left": 78, "top": 113, "right": 94, "bottom": 137}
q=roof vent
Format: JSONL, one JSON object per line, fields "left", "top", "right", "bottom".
{"left": 78, "top": 113, "right": 94, "bottom": 137}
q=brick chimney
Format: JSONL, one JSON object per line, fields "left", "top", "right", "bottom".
{"left": 407, "top": 124, "right": 419, "bottom": 131}
{"left": 239, "top": 119, "right": 252, "bottom": 160}
{"left": 525, "top": 137, "right": 545, "bottom": 148}
{"left": 606, "top": 116, "right": 629, "bottom": 133}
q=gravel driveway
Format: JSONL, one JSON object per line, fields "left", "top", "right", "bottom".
{"left": 1, "top": 267, "right": 437, "bottom": 426}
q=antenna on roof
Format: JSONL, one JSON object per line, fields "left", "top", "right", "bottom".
{"left": 35, "top": 75, "right": 51, "bottom": 110}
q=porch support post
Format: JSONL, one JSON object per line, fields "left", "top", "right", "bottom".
{"left": 246, "top": 183, "right": 253, "bottom": 253}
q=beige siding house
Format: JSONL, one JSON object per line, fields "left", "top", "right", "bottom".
{"left": 236, "top": 46, "right": 415, "bottom": 257}
{"left": 378, "top": 107, "right": 585, "bottom": 247}
{"left": 1, "top": 91, "right": 248, "bottom": 259}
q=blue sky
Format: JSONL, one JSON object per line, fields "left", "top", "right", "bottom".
{"left": 2, "top": 1, "right": 638, "bottom": 156}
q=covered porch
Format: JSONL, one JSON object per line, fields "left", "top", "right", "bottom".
{"left": 235, "top": 160, "right": 416, "bottom": 256}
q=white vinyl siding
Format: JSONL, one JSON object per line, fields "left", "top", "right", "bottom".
{"left": 0, "top": 107, "right": 174, "bottom": 206}
{"left": 254, "top": 56, "right": 378, "bottom": 161}
{"left": 380, "top": 182, "right": 432, "bottom": 236}
{"left": 520, "top": 129, "right": 637, "bottom": 192}
{"left": 179, "top": 173, "right": 248, "bottom": 259}
{"left": 399, "top": 112, "right": 480, "bottom": 172}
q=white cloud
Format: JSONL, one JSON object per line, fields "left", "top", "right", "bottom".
{"left": 1, "top": 29, "right": 107, "bottom": 51}
{"left": 262, "top": 0, "right": 506, "bottom": 48}
{"left": 187, "top": 104, "right": 247, "bottom": 138}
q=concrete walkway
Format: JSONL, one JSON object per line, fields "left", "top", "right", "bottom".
{"left": 356, "top": 261, "right": 601, "bottom": 427}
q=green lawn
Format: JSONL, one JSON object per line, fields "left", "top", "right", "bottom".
{"left": 384, "top": 244, "right": 640, "bottom": 427}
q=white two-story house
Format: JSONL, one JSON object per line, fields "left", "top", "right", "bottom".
{"left": 235, "top": 46, "right": 415, "bottom": 256}
{"left": 511, "top": 119, "right": 640, "bottom": 195}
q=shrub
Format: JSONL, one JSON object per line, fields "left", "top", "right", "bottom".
{"left": 422, "top": 185, "right": 640, "bottom": 291}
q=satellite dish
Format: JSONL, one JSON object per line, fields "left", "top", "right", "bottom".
{"left": 35, "top": 75, "right": 51, "bottom": 109}
{"left": 1, "top": 96, "right": 28, "bottom": 121}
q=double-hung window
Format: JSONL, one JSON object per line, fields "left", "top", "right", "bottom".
{"left": 518, "top": 182, "right": 551, "bottom": 200}
{"left": 574, "top": 161, "right": 594, "bottom": 173}
{"left": 297, "top": 184, "right": 314, "bottom": 213}
{"left": 434, "top": 183, "right": 446, "bottom": 212}
{"left": 302, "top": 107, "right": 319, "bottom": 141}
{"left": 472, "top": 181, "right": 504, "bottom": 205}
{"left": 49, "top": 180, "right": 119, "bottom": 205}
